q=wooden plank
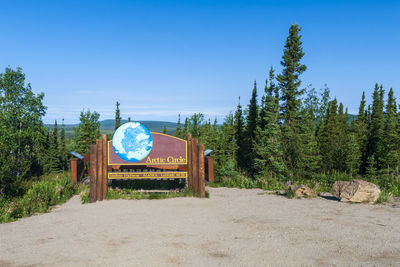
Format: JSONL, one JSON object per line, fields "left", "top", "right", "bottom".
{"left": 191, "top": 138, "right": 199, "bottom": 195}
{"left": 206, "top": 156, "right": 214, "bottom": 183}
{"left": 96, "top": 139, "right": 103, "bottom": 201}
{"left": 102, "top": 134, "right": 108, "bottom": 200}
{"left": 71, "top": 158, "right": 78, "bottom": 185}
{"left": 89, "top": 144, "right": 97, "bottom": 203}
{"left": 198, "top": 144, "right": 205, "bottom": 198}
{"left": 187, "top": 133, "right": 193, "bottom": 190}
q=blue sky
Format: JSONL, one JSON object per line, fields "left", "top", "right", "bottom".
{"left": 0, "top": 0, "right": 399, "bottom": 124}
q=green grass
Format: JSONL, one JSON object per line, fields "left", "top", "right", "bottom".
{"left": 375, "top": 190, "right": 394, "bottom": 204}
{"left": 79, "top": 186, "right": 209, "bottom": 203}
{"left": 0, "top": 172, "right": 77, "bottom": 223}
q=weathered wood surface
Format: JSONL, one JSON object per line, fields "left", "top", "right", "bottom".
{"left": 191, "top": 138, "right": 199, "bottom": 195}
{"left": 206, "top": 156, "right": 214, "bottom": 182}
{"left": 102, "top": 134, "right": 108, "bottom": 200}
{"left": 187, "top": 133, "right": 193, "bottom": 189}
{"left": 96, "top": 139, "right": 103, "bottom": 201}
{"left": 89, "top": 144, "right": 97, "bottom": 203}
{"left": 198, "top": 144, "right": 205, "bottom": 198}
{"left": 71, "top": 158, "right": 78, "bottom": 185}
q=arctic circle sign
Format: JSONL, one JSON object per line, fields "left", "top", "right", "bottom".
{"left": 108, "top": 122, "right": 187, "bottom": 166}
{"left": 112, "top": 122, "right": 153, "bottom": 162}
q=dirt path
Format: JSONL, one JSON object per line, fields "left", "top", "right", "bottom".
{"left": 1, "top": 187, "right": 400, "bottom": 266}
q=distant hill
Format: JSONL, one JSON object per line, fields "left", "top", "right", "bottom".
{"left": 45, "top": 120, "right": 178, "bottom": 138}
{"left": 45, "top": 114, "right": 357, "bottom": 138}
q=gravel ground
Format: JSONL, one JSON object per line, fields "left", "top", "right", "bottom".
{"left": 1, "top": 187, "right": 399, "bottom": 266}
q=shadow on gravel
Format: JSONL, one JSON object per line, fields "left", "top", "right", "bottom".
{"left": 319, "top": 195, "right": 340, "bottom": 201}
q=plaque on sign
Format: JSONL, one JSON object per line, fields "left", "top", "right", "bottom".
{"left": 108, "top": 122, "right": 187, "bottom": 166}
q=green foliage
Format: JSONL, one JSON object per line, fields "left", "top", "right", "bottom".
{"left": 277, "top": 24, "right": 307, "bottom": 176}
{"left": 104, "top": 188, "right": 195, "bottom": 201}
{"left": 73, "top": 109, "right": 100, "bottom": 155}
{"left": 115, "top": 101, "right": 121, "bottom": 130}
{"left": 234, "top": 97, "right": 245, "bottom": 170}
{"left": 244, "top": 81, "right": 259, "bottom": 174}
{"left": 176, "top": 114, "right": 182, "bottom": 138}
{"left": 254, "top": 74, "right": 287, "bottom": 180}
{"left": 60, "top": 119, "right": 67, "bottom": 170}
{"left": 177, "top": 24, "right": 400, "bottom": 198}
{"left": 0, "top": 67, "right": 47, "bottom": 196}
{"left": 0, "top": 172, "right": 76, "bottom": 223}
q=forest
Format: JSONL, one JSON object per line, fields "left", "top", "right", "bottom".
{"left": 0, "top": 24, "right": 399, "bottom": 207}
{"left": 174, "top": 25, "right": 400, "bottom": 197}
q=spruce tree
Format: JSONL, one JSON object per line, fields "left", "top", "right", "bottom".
{"left": 73, "top": 110, "right": 101, "bottom": 155}
{"left": 276, "top": 24, "right": 307, "bottom": 174}
{"left": 234, "top": 97, "right": 245, "bottom": 169}
{"left": 336, "top": 102, "right": 349, "bottom": 171}
{"left": 353, "top": 91, "right": 368, "bottom": 174}
{"left": 297, "top": 108, "right": 321, "bottom": 177}
{"left": 46, "top": 120, "right": 61, "bottom": 172}
{"left": 183, "top": 117, "right": 189, "bottom": 139}
{"left": 317, "top": 99, "right": 340, "bottom": 172}
{"left": 380, "top": 88, "right": 399, "bottom": 170}
{"left": 60, "top": 118, "right": 67, "bottom": 170}
{"left": 254, "top": 85, "right": 286, "bottom": 179}
{"left": 346, "top": 133, "right": 361, "bottom": 176}
{"left": 163, "top": 124, "right": 167, "bottom": 134}
{"left": 367, "top": 84, "right": 385, "bottom": 169}
{"left": 176, "top": 114, "right": 182, "bottom": 138}
{"left": 115, "top": 101, "right": 121, "bottom": 130}
{"left": 245, "top": 81, "right": 259, "bottom": 174}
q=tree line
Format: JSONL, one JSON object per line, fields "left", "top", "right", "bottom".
{"left": 1, "top": 24, "right": 398, "bottom": 197}
{"left": 0, "top": 67, "right": 102, "bottom": 196}
{"left": 175, "top": 24, "right": 400, "bottom": 195}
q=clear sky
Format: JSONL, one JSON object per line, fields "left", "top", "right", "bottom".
{"left": 0, "top": 0, "right": 399, "bottom": 124}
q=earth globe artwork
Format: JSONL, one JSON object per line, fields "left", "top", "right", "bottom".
{"left": 112, "top": 122, "right": 153, "bottom": 162}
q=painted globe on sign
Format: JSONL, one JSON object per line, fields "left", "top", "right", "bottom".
{"left": 112, "top": 122, "right": 153, "bottom": 162}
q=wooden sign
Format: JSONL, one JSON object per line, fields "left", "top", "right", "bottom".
{"left": 83, "top": 122, "right": 210, "bottom": 203}
{"left": 108, "top": 132, "right": 187, "bottom": 166}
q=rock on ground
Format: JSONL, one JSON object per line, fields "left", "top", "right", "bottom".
{"left": 290, "top": 184, "right": 315, "bottom": 198}
{"left": 333, "top": 179, "right": 381, "bottom": 203}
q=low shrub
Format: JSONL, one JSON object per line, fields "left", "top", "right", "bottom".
{"left": 0, "top": 172, "right": 76, "bottom": 223}
{"left": 105, "top": 187, "right": 196, "bottom": 201}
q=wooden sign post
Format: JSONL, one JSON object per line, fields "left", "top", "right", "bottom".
{"left": 87, "top": 130, "right": 212, "bottom": 202}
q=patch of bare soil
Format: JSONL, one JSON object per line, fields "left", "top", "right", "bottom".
{"left": 1, "top": 187, "right": 399, "bottom": 266}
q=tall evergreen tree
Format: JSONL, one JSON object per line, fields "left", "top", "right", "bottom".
{"left": 297, "top": 108, "right": 321, "bottom": 177}
{"left": 276, "top": 24, "right": 307, "bottom": 174}
{"left": 367, "top": 84, "right": 385, "bottom": 170}
{"left": 163, "top": 124, "right": 167, "bottom": 134}
{"left": 254, "top": 84, "right": 286, "bottom": 179}
{"left": 234, "top": 97, "right": 245, "bottom": 169}
{"left": 73, "top": 110, "right": 101, "bottom": 155}
{"left": 380, "top": 88, "right": 399, "bottom": 170}
{"left": 345, "top": 132, "right": 361, "bottom": 176}
{"left": 317, "top": 99, "right": 340, "bottom": 172}
{"left": 46, "top": 120, "right": 61, "bottom": 173}
{"left": 245, "top": 81, "right": 259, "bottom": 174}
{"left": 183, "top": 117, "right": 189, "bottom": 139}
{"left": 352, "top": 91, "right": 368, "bottom": 174}
{"left": 176, "top": 114, "right": 182, "bottom": 138}
{"left": 115, "top": 101, "right": 121, "bottom": 130}
{"left": 60, "top": 118, "right": 67, "bottom": 170}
